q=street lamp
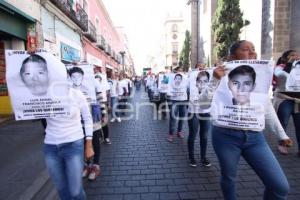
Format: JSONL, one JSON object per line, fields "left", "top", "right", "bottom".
{"left": 119, "top": 51, "right": 126, "bottom": 72}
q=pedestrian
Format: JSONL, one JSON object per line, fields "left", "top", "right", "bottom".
{"left": 118, "top": 73, "right": 129, "bottom": 117}
{"left": 167, "top": 66, "right": 188, "bottom": 142}
{"left": 44, "top": 87, "right": 94, "bottom": 199}
{"left": 273, "top": 49, "right": 300, "bottom": 155}
{"left": 188, "top": 70, "right": 211, "bottom": 167}
{"left": 95, "top": 73, "right": 111, "bottom": 145}
{"left": 109, "top": 72, "right": 121, "bottom": 123}
{"left": 200, "top": 40, "right": 290, "bottom": 200}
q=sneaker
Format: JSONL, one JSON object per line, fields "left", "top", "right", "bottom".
{"left": 88, "top": 164, "right": 101, "bottom": 181}
{"left": 189, "top": 160, "right": 197, "bottom": 168}
{"left": 117, "top": 117, "right": 121, "bottom": 122}
{"left": 167, "top": 135, "right": 174, "bottom": 143}
{"left": 110, "top": 118, "right": 116, "bottom": 123}
{"left": 177, "top": 132, "right": 184, "bottom": 139}
{"left": 82, "top": 164, "right": 91, "bottom": 178}
{"left": 278, "top": 145, "right": 288, "bottom": 155}
{"left": 201, "top": 158, "right": 211, "bottom": 167}
{"left": 104, "top": 138, "right": 112, "bottom": 144}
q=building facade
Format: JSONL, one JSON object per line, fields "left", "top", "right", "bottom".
{"left": 0, "top": 0, "right": 41, "bottom": 114}
{"left": 0, "top": 0, "right": 133, "bottom": 115}
{"left": 164, "top": 14, "right": 185, "bottom": 68}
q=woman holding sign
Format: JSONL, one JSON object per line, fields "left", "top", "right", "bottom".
{"left": 200, "top": 40, "right": 289, "bottom": 200}
{"left": 274, "top": 50, "right": 300, "bottom": 155}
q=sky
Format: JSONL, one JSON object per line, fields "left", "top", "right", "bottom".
{"left": 102, "top": 0, "right": 191, "bottom": 75}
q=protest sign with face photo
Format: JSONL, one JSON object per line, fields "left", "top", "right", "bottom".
{"left": 286, "top": 60, "right": 300, "bottom": 92}
{"left": 211, "top": 60, "right": 273, "bottom": 130}
{"left": 168, "top": 73, "right": 188, "bottom": 101}
{"left": 188, "top": 69, "right": 213, "bottom": 108}
{"left": 5, "top": 49, "right": 70, "bottom": 120}
{"left": 158, "top": 73, "right": 170, "bottom": 93}
{"left": 67, "top": 64, "right": 96, "bottom": 104}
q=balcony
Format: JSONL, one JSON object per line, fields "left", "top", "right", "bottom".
{"left": 96, "top": 35, "right": 106, "bottom": 50}
{"left": 50, "top": 0, "right": 88, "bottom": 31}
{"left": 83, "top": 20, "right": 97, "bottom": 42}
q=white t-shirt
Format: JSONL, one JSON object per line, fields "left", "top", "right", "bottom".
{"left": 45, "top": 88, "right": 93, "bottom": 145}
{"left": 119, "top": 79, "right": 129, "bottom": 95}
{"left": 109, "top": 79, "right": 119, "bottom": 97}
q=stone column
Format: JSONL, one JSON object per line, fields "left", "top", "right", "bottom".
{"left": 290, "top": 0, "right": 300, "bottom": 54}
{"left": 190, "top": 0, "right": 199, "bottom": 68}
{"left": 273, "top": 0, "right": 291, "bottom": 60}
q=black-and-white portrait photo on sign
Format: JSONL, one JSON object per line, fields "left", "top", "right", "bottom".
{"left": 168, "top": 73, "right": 188, "bottom": 101}
{"left": 5, "top": 50, "right": 70, "bottom": 120}
{"left": 286, "top": 60, "right": 300, "bottom": 91}
{"left": 67, "top": 64, "right": 96, "bottom": 104}
{"left": 211, "top": 60, "right": 273, "bottom": 130}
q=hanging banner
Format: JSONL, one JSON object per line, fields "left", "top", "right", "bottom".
{"left": 5, "top": 49, "right": 70, "bottom": 120}
{"left": 211, "top": 60, "right": 273, "bottom": 130}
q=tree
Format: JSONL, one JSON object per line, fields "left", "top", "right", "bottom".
{"left": 179, "top": 30, "right": 191, "bottom": 72}
{"left": 212, "top": 0, "right": 250, "bottom": 60}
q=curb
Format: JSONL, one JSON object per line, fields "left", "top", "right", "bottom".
{"left": 18, "top": 169, "right": 58, "bottom": 200}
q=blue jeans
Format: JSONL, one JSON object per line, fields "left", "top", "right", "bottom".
{"left": 44, "top": 139, "right": 86, "bottom": 200}
{"left": 188, "top": 113, "right": 211, "bottom": 161}
{"left": 111, "top": 97, "right": 119, "bottom": 118}
{"left": 277, "top": 99, "right": 300, "bottom": 150}
{"left": 169, "top": 101, "right": 187, "bottom": 135}
{"left": 91, "top": 104, "right": 101, "bottom": 123}
{"left": 212, "top": 126, "right": 289, "bottom": 200}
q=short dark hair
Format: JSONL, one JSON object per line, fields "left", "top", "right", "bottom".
{"left": 20, "top": 54, "right": 47, "bottom": 76}
{"left": 196, "top": 71, "right": 210, "bottom": 81}
{"left": 174, "top": 73, "right": 183, "bottom": 80}
{"left": 228, "top": 65, "right": 256, "bottom": 83}
{"left": 69, "top": 67, "right": 84, "bottom": 76}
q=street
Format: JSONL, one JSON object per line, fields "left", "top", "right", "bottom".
{"left": 1, "top": 88, "right": 300, "bottom": 200}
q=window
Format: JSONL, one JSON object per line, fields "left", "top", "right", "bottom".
{"left": 172, "top": 24, "right": 178, "bottom": 32}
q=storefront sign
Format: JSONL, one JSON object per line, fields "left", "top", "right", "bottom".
{"left": 86, "top": 53, "right": 102, "bottom": 67}
{"left": 60, "top": 42, "right": 80, "bottom": 62}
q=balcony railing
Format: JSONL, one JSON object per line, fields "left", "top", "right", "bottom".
{"left": 83, "top": 20, "right": 97, "bottom": 42}
{"left": 96, "top": 35, "right": 106, "bottom": 50}
{"left": 50, "top": 0, "right": 88, "bottom": 31}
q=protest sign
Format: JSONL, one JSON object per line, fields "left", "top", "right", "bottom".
{"left": 158, "top": 73, "right": 170, "bottom": 93}
{"left": 67, "top": 64, "right": 97, "bottom": 104}
{"left": 168, "top": 73, "right": 188, "bottom": 101}
{"left": 5, "top": 49, "right": 70, "bottom": 120}
{"left": 211, "top": 60, "right": 273, "bottom": 130}
{"left": 286, "top": 61, "right": 300, "bottom": 92}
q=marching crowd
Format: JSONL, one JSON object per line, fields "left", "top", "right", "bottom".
{"left": 16, "top": 40, "right": 299, "bottom": 200}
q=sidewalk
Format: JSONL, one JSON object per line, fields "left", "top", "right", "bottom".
{"left": 85, "top": 88, "right": 300, "bottom": 200}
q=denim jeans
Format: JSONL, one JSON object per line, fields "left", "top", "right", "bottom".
{"left": 44, "top": 139, "right": 86, "bottom": 200}
{"left": 212, "top": 126, "right": 289, "bottom": 200}
{"left": 188, "top": 113, "right": 211, "bottom": 161}
{"left": 169, "top": 101, "right": 187, "bottom": 135}
{"left": 111, "top": 97, "right": 119, "bottom": 118}
{"left": 277, "top": 99, "right": 300, "bottom": 150}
